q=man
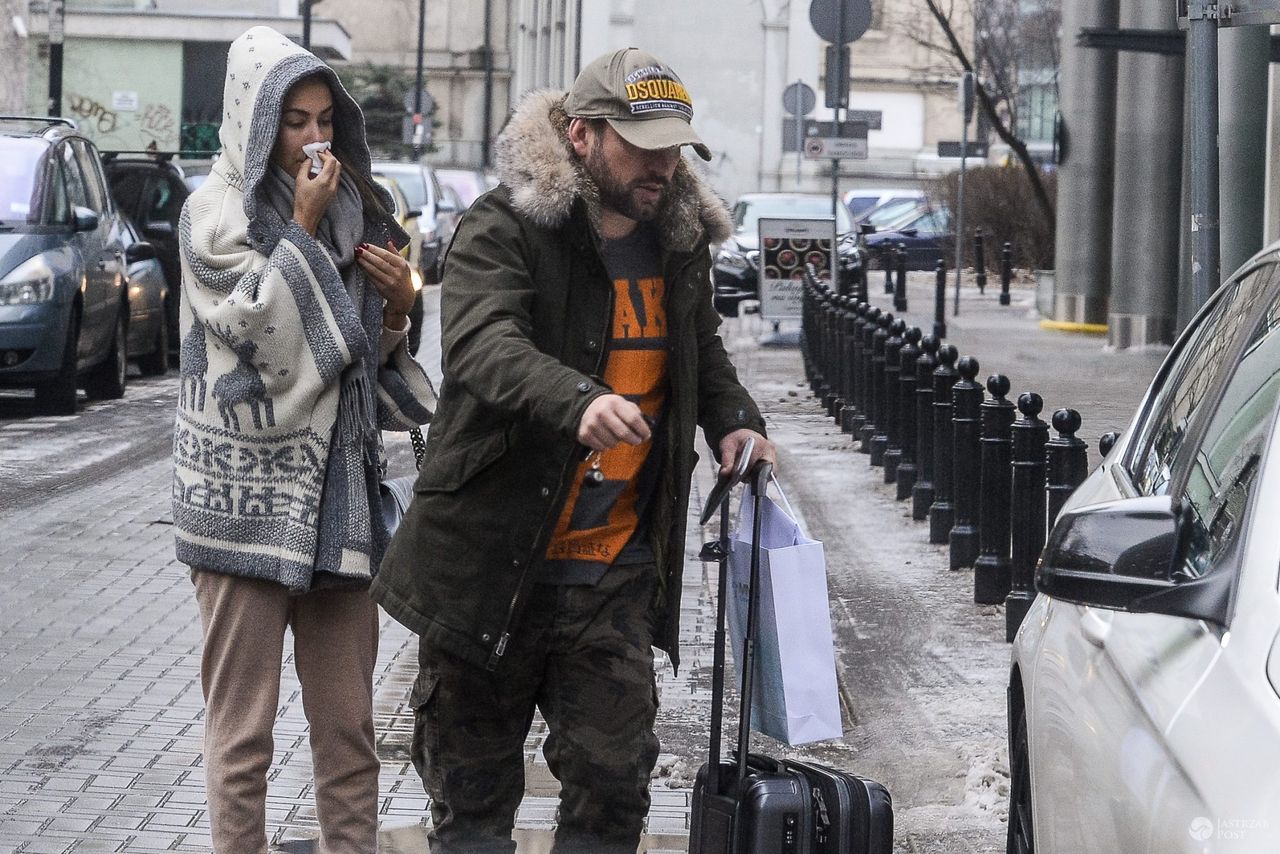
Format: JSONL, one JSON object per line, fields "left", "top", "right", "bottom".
{"left": 372, "top": 47, "right": 775, "bottom": 853}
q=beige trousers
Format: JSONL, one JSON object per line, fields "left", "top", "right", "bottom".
{"left": 192, "top": 569, "right": 381, "bottom": 854}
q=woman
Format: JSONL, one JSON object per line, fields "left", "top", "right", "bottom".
{"left": 173, "top": 27, "right": 435, "bottom": 852}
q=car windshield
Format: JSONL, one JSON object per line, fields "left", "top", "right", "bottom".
{"left": 436, "top": 169, "right": 486, "bottom": 206}
{"left": 735, "top": 196, "right": 853, "bottom": 234}
{"left": 864, "top": 198, "right": 924, "bottom": 228}
{"left": 0, "top": 138, "right": 51, "bottom": 224}
{"left": 372, "top": 163, "right": 430, "bottom": 210}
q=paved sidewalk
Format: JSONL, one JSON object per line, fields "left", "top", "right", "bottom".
{"left": 0, "top": 276, "right": 1167, "bottom": 853}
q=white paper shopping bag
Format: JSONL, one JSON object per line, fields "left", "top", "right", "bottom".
{"left": 726, "top": 479, "right": 843, "bottom": 746}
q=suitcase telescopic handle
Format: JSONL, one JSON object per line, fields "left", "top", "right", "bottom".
{"left": 734, "top": 460, "right": 772, "bottom": 784}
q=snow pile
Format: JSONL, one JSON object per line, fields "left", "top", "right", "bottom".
{"left": 958, "top": 747, "right": 1010, "bottom": 820}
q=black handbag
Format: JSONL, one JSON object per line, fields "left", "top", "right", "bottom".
{"left": 380, "top": 426, "right": 426, "bottom": 537}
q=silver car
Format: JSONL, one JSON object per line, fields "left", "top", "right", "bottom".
{"left": 1009, "top": 242, "right": 1280, "bottom": 853}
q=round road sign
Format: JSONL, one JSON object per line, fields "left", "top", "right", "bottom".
{"left": 783, "top": 81, "right": 817, "bottom": 117}
{"left": 809, "top": 0, "right": 873, "bottom": 46}
{"left": 804, "top": 137, "right": 825, "bottom": 157}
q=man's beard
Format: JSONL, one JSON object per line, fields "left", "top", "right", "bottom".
{"left": 585, "top": 136, "right": 670, "bottom": 222}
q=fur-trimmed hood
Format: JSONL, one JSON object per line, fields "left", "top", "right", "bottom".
{"left": 493, "top": 89, "right": 732, "bottom": 253}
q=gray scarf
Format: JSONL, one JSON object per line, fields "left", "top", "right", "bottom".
{"left": 260, "top": 165, "right": 379, "bottom": 462}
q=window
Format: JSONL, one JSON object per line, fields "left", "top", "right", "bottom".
{"left": 1128, "top": 264, "right": 1277, "bottom": 496}
{"left": 42, "top": 157, "right": 69, "bottom": 224}
{"left": 72, "top": 141, "right": 109, "bottom": 213}
{"left": 144, "top": 174, "right": 184, "bottom": 226}
{"left": 60, "top": 144, "right": 90, "bottom": 210}
{"left": 1179, "top": 288, "right": 1280, "bottom": 578}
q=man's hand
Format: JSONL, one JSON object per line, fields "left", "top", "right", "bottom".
{"left": 718, "top": 428, "right": 775, "bottom": 477}
{"left": 292, "top": 150, "right": 341, "bottom": 235}
{"left": 577, "top": 394, "right": 651, "bottom": 451}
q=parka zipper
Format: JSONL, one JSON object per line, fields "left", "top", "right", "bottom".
{"left": 485, "top": 248, "right": 616, "bottom": 671}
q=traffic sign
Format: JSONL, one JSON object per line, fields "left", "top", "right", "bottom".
{"left": 938, "top": 141, "right": 987, "bottom": 159}
{"left": 783, "top": 81, "right": 817, "bottom": 117}
{"left": 804, "top": 136, "right": 868, "bottom": 159}
{"left": 1177, "top": 0, "right": 1280, "bottom": 27}
{"left": 809, "top": 0, "right": 874, "bottom": 45}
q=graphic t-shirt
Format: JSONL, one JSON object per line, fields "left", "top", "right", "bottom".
{"left": 542, "top": 223, "right": 668, "bottom": 584}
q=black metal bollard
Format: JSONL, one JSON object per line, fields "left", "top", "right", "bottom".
{"left": 1046, "top": 408, "right": 1089, "bottom": 525}
{"left": 1006, "top": 392, "right": 1048, "bottom": 642}
{"left": 864, "top": 311, "right": 892, "bottom": 458}
{"left": 820, "top": 286, "right": 838, "bottom": 413}
{"left": 933, "top": 258, "right": 947, "bottom": 340}
{"left": 928, "top": 345, "right": 960, "bottom": 542}
{"left": 894, "top": 243, "right": 909, "bottom": 312}
{"left": 1099, "top": 430, "right": 1119, "bottom": 458}
{"left": 883, "top": 246, "right": 894, "bottom": 295}
{"left": 801, "top": 272, "right": 815, "bottom": 388}
{"left": 839, "top": 301, "right": 864, "bottom": 434}
{"left": 1000, "top": 241, "right": 1013, "bottom": 306}
{"left": 974, "top": 374, "right": 1016, "bottom": 604}
{"left": 880, "top": 319, "right": 906, "bottom": 483}
{"left": 912, "top": 335, "right": 940, "bottom": 518}
{"left": 974, "top": 228, "right": 987, "bottom": 294}
{"left": 895, "top": 327, "right": 923, "bottom": 500}
{"left": 949, "top": 356, "right": 984, "bottom": 570}
{"left": 847, "top": 303, "right": 872, "bottom": 441}
{"left": 856, "top": 307, "right": 882, "bottom": 453}
{"left": 828, "top": 296, "right": 850, "bottom": 420}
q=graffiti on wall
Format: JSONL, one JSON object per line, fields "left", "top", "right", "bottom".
{"left": 67, "top": 93, "right": 119, "bottom": 134}
{"left": 139, "top": 103, "right": 176, "bottom": 143}
{"left": 66, "top": 93, "right": 181, "bottom": 149}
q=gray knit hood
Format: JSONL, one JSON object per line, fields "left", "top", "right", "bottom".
{"left": 493, "top": 89, "right": 733, "bottom": 253}
{"left": 214, "top": 26, "right": 393, "bottom": 253}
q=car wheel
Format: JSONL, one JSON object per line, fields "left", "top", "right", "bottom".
{"left": 714, "top": 295, "right": 740, "bottom": 318}
{"left": 85, "top": 310, "right": 128, "bottom": 400}
{"left": 34, "top": 313, "right": 80, "bottom": 415}
{"left": 138, "top": 301, "right": 170, "bottom": 377}
{"left": 1007, "top": 707, "right": 1034, "bottom": 854}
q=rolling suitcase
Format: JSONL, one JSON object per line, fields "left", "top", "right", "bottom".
{"left": 690, "top": 460, "right": 893, "bottom": 854}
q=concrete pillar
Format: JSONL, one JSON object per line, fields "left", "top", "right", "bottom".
{"left": 1218, "top": 26, "right": 1269, "bottom": 279}
{"left": 1051, "top": 0, "right": 1118, "bottom": 327}
{"left": 1107, "top": 0, "right": 1183, "bottom": 349}
{"left": 1266, "top": 50, "right": 1280, "bottom": 247}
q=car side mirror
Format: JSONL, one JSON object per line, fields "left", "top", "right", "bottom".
{"left": 406, "top": 208, "right": 422, "bottom": 220}
{"left": 73, "top": 206, "right": 99, "bottom": 232}
{"left": 1035, "top": 495, "right": 1230, "bottom": 626}
{"left": 143, "top": 220, "right": 174, "bottom": 238}
{"left": 125, "top": 241, "right": 157, "bottom": 264}
{"left": 860, "top": 223, "right": 876, "bottom": 235}
{"left": 901, "top": 228, "right": 919, "bottom": 238}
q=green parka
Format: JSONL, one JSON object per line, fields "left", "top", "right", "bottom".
{"left": 370, "top": 90, "right": 766, "bottom": 671}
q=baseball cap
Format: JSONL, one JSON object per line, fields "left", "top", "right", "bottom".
{"left": 565, "top": 47, "right": 712, "bottom": 161}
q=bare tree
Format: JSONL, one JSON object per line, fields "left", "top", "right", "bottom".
{"left": 0, "top": 0, "right": 30, "bottom": 113}
{"left": 908, "top": 0, "right": 1058, "bottom": 232}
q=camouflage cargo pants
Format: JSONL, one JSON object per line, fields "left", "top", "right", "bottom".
{"left": 411, "top": 560, "right": 661, "bottom": 854}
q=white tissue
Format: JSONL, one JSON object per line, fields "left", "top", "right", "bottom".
{"left": 302, "top": 141, "right": 331, "bottom": 175}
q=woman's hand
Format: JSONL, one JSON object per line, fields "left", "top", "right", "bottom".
{"left": 292, "top": 150, "right": 341, "bottom": 235}
{"left": 356, "top": 239, "right": 416, "bottom": 329}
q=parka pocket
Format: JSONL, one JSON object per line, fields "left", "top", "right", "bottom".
{"left": 414, "top": 428, "right": 509, "bottom": 494}
{"left": 408, "top": 665, "right": 440, "bottom": 783}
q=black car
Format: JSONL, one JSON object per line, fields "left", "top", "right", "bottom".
{"left": 864, "top": 206, "right": 953, "bottom": 272}
{"left": 101, "top": 151, "right": 194, "bottom": 353}
{"left": 0, "top": 116, "right": 132, "bottom": 413}
{"left": 713, "top": 193, "right": 865, "bottom": 317}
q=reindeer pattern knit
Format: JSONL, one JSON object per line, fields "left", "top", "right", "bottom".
{"left": 173, "top": 27, "right": 435, "bottom": 592}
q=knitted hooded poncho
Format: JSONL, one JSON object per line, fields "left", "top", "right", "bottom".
{"left": 173, "top": 27, "right": 435, "bottom": 591}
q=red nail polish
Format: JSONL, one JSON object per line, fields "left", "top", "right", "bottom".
{"left": 354, "top": 246, "right": 364, "bottom": 255}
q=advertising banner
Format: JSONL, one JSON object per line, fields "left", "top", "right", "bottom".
{"left": 757, "top": 217, "right": 836, "bottom": 320}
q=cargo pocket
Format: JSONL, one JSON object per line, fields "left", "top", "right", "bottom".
{"left": 408, "top": 665, "right": 441, "bottom": 785}
{"left": 414, "top": 428, "right": 509, "bottom": 494}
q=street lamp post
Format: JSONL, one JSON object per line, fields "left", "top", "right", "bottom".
{"left": 1186, "top": 1, "right": 1220, "bottom": 309}
{"left": 412, "top": 0, "right": 427, "bottom": 158}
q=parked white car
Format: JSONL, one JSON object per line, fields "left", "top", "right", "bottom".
{"left": 1008, "top": 242, "right": 1280, "bottom": 854}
